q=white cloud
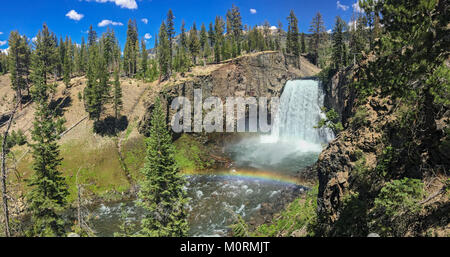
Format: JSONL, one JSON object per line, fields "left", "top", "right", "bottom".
{"left": 0, "top": 32, "right": 3, "bottom": 35}
{"left": 32, "top": 37, "right": 37, "bottom": 43}
{"left": 352, "top": 1, "right": 364, "bottom": 13}
{"left": 348, "top": 20, "right": 356, "bottom": 29}
{"left": 250, "top": 8, "right": 257, "bottom": 14}
{"left": 98, "top": 20, "right": 124, "bottom": 27}
{"left": 270, "top": 26, "right": 277, "bottom": 30}
{"left": 86, "top": 0, "right": 138, "bottom": 10}
{"left": 0, "top": 47, "right": 9, "bottom": 55}
{"left": 327, "top": 29, "right": 332, "bottom": 34}
{"left": 337, "top": 1, "right": 349, "bottom": 11}
{"left": 141, "top": 18, "right": 148, "bottom": 24}
{"left": 0, "top": 41, "right": 7, "bottom": 47}
{"left": 144, "top": 33, "right": 152, "bottom": 39}
{"left": 66, "top": 10, "right": 84, "bottom": 21}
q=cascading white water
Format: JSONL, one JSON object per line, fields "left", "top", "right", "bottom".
{"left": 265, "top": 79, "right": 334, "bottom": 145}
{"left": 230, "top": 79, "right": 334, "bottom": 173}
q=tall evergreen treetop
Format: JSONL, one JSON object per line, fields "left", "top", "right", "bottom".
{"left": 88, "top": 25, "right": 97, "bottom": 47}
{"left": 157, "top": 22, "right": 171, "bottom": 81}
{"left": 309, "top": 12, "right": 326, "bottom": 65}
{"left": 137, "top": 98, "right": 189, "bottom": 237}
{"left": 27, "top": 25, "right": 69, "bottom": 236}
{"left": 287, "top": 10, "right": 300, "bottom": 56}
{"left": 124, "top": 19, "right": 139, "bottom": 77}
{"left": 332, "top": 16, "right": 348, "bottom": 70}
{"left": 32, "top": 24, "right": 58, "bottom": 85}
{"left": 8, "top": 31, "right": 30, "bottom": 108}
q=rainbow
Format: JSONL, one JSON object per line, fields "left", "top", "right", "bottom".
{"left": 182, "top": 169, "right": 305, "bottom": 186}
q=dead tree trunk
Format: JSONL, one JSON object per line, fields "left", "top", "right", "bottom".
{"left": 1, "top": 101, "right": 20, "bottom": 237}
{"left": 76, "top": 168, "right": 82, "bottom": 230}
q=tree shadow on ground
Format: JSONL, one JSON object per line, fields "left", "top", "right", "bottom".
{"left": 49, "top": 96, "right": 72, "bottom": 117}
{"left": 94, "top": 115, "right": 128, "bottom": 136}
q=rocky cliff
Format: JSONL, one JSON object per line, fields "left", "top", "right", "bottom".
{"left": 139, "top": 51, "right": 321, "bottom": 134}
{"left": 322, "top": 66, "right": 357, "bottom": 125}
{"left": 316, "top": 68, "right": 450, "bottom": 236}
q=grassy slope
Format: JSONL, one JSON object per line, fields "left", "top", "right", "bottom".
{"left": 1, "top": 73, "right": 153, "bottom": 203}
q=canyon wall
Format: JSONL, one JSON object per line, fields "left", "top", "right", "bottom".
{"left": 139, "top": 51, "right": 321, "bottom": 134}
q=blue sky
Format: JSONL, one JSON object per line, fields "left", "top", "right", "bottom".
{"left": 0, "top": 0, "right": 363, "bottom": 52}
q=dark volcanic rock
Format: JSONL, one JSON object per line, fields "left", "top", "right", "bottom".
{"left": 139, "top": 51, "right": 321, "bottom": 134}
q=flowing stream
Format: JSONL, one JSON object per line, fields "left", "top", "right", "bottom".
{"left": 89, "top": 79, "right": 333, "bottom": 237}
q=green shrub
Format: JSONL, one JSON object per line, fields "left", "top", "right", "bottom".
{"left": 332, "top": 191, "right": 369, "bottom": 236}
{"left": 10, "top": 129, "right": 27, "bottom": 146}
{"left": 429, "top": 64, "right": 450, "bottom": 107}
{"left": 0, "top": 129, "right": 27, "bottom": 152}
{"left": 375, "top": 146, "right": 396, "bottom": 178}
{"left": 252, "top": 186, "right": 318, "bottom": 237}
{"left": 229, "top": 215, "right": 249, "bottom": 237}
{"left": 316, "top": 108, "right": 344, "bottom": 133}
{"left": 350, "top": 106, "right": 369, "bottom": 128}
{"left": 372, "top": 178, "right": 424, "bottom": 236}
{"left": 174, "top": 134, "right": 213, "bottom": 171}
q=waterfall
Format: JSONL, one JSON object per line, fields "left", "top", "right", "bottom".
{"left": 228, "top": 79, "right": 334, "bottom": 173}
{"left": 266, "top": 79, "right": 334, "bottom": 145}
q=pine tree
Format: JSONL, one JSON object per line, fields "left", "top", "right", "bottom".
{"left": 141, "top": 39, "right": 148, "bottom": 79}
{"left": 262, "top": 20, "right": 273, "bottom": 51}
{"left": 8, "top": 31, "right": 30, "bottom": 109}
{"left": 84, "top": 44, "right": 99, "bottom": 121}
{"left": 230, "top": 4, "right": 243, "bottom": 55}
{"left": 84, "top": 42, "right": 109, "bottom": 122}
{"left": 174, "top": 44, "right": 190, "bottom": 73}
{"left": 189, "top": 22, "right": 201, "bottom": 64}
{"left": 148, "top": 59, "right": 159, "bottom": 82}
{"left": 57, "top": 37, "right": 65, "bottom": 78}
{"left": 356, "top": 0, "right": 448, "bottom": 99}
{"left": 63, "top": 37, "right": 72, "bottom": 88}
{"left": 180, "top": 20, "right": 187, "bottom": 49}
{"left": 360, "top": 0, "right": 381, "bottom": 50}
{"left": 166, "top": 9, "right": 175, "bottom": 68}
{"left": 200, "top": 23, "right": 207, "bottom": 54}
{"left": 88, "top": 25, "right": 97, "bottom": 47}
{"left": 137, "top": 98, "right": 189, "bottom": 237}
{"left": 301, "top": 32, "right": 306, "bottom": 53}
{"left": 27, "top": 25, "right": 69, "bottom": 237}
{"left": 286, "top": 10, "right": 300, "bottom": 56}
{"left": 349, "top": 14, "right": 367, "bottom": 65}
{"left": 79, "top": 37, "right": 87, "bottom": 74}
{"left": 102, "top": 28, "right": 118, "bottom": 72}
{"left": 67, "top": 38, "right": 74, "bottom": 78}
{"left": 158, "top": 22, "right": 171, "bottom": 81}
{"left": 0, "top": 53, "right": 8, "bottom": 74}
{"left": 208, "top": 22, "right": 215, "bottom": 48}
{"left": 214, "top": 16, "right": 225, "bottom": 63}
{"left": 32, "top": 24, "right": 58, "bottom": 85}
{"left": 332, "top": 16, "right": 347, "bottom": 70}
{"left": 113, "top": 70, "right": 123, "bottom": 120}
{"left": 275, "top": 21, "right": 283, "bottom": 51}
{"left": 124, "top": 19, "right": 139, "bottom": 77}
{"left": 222, "top": 37, "right": 232, "bottom": 60}
{"left": 308, "top": 12, "right": 326, "bottom": 65}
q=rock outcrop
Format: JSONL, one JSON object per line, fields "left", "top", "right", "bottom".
{"left": 322, "top": 66, "right": 357, "bottom": 125}
{"left": 316, "top": 68, "right": 450, "bottom": 236}
{"left": 139, "top": 51, "right": 321, "bottom": 134}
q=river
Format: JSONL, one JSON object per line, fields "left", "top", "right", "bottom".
{"left": 89, "top": 79, "right": 333, "bottom": 237}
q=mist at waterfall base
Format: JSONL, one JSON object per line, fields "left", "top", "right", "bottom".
{"left": 227, "top": 79, "right": 334, "bottom": 174}
{"left": 89, "top": 79, "right": 333, "bottom": 237}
